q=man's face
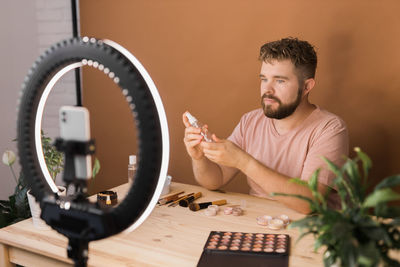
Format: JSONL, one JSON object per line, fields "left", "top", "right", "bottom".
{"left": 259, "top": 60, "right": 304, "bottom": 119}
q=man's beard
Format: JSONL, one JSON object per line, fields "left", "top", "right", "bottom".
{"left": 261, "top": 88, "right": 303, "bottom": 119}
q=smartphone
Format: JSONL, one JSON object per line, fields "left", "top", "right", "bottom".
{"left": 59, "top": 106, "right": 92, "bottom": 179}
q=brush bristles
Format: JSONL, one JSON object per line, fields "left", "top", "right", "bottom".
{"left": 189, "top": 203, "right": 200, "bottom": 211}
{"left": 179, "top": 199, "right": 189, "bottom": 207}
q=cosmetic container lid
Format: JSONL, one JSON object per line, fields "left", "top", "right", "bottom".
{"left": 256, "top": 215, "right": 272, "bottom": 226}
{"left": 278, "top": 214, "right": 290, "bottom": 225}
{"left": 129, "top": 155, "right": 137, "bottom": 165}
{"left": 208, "top": 205, "right": 219, "bottom": 212}
{"left": 205, "top": 208, "right": 217, "bottom": 216}
{"left": 224, "top": 206, "right": 233, "bottom": 215}
{"left": 185, "top": 112, "right": 197, "bottom": 125}
{"left": 268, "top": 218, "right": 284, "bottom": 230}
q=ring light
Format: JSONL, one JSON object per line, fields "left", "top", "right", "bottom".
{"left": 17, "top": 37, "right": 170, "bottom": 266}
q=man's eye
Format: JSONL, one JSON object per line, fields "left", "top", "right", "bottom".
{"left": 276, "top": 80, "right": 285, "bottom": 84}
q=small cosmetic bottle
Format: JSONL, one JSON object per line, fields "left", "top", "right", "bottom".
{"left": 185, "top": 112, "right": 213, "bottom": 142}
{"left": 128, "top": 155, "right": 137, "bottom": 183}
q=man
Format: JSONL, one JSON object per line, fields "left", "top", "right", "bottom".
{"left": 182, "top": 37, "right": 348, "bottom": 214}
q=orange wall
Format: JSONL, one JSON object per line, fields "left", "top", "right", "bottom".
{"left": 80, "top": 0, "right": 400, "bottom": 195}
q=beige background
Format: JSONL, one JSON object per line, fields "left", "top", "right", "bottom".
{"left": 79, "top": 0, "right": 400, "bottom": 198}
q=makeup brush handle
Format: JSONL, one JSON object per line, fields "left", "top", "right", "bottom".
{"left": 212, "top": 199, "right": 227, "bottom": 206}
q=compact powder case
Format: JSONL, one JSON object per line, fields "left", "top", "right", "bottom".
{"left": 97, "top": 190, "right": 118, "bottom": 207}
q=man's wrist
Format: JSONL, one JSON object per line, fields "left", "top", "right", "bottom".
{"left": 237, "top": 152, "right": 252, "bottom": 173}
{"left": 192, "top": 155, "right": 207, "bottom": 164}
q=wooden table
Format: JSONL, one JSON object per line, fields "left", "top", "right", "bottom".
{"left": 0, "top": 182, "right": 323, "bottom": 266}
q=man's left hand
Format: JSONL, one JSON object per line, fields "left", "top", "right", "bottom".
{"left": 200, "top": 134, "right": 249, "bottom": 170}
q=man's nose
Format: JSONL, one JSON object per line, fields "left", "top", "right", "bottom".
{"left": 261, "top": 82, "right": 274, "bottom": 95}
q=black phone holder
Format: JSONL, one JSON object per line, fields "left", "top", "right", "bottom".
{"left": 54, "top": 138, "right": 95, "bottom": 185}
{"left": 40, "top": 137, "right": 112, "bottom": 267}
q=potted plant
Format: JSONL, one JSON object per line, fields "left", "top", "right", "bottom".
{"left": 0, "top": 150, "right": 31, "bottom": 228}
{"left": 1, "top": 131, "right": 100, "bottom": 229}
{"left": 273, "top": 147, "right": 400, "bottom": 267}
{"left": 1, "top": 131, "right": 66, "bottom": 229}
{"left": 25, "top": 131, "right": 66, "bottom": 229}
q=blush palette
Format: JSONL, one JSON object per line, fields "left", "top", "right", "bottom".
{"left": 197, "top": 231, "right": 290, "bottom": 267}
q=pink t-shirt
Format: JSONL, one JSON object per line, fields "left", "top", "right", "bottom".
{"left": 228, "top": 106, "right": 349, "bottom": 208}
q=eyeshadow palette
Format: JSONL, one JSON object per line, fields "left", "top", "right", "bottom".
{"left": 197, "top": 231, "right": 290, "bottom": 267}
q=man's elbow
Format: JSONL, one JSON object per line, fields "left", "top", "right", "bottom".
{"left": 195, "top": 179, "right": 222, "bottom": 191}
{"left": 285, "top": 200, "right": 312, "bottom": 214}
{"left": 295, "top": 205, "right": 312, "bottom": 215}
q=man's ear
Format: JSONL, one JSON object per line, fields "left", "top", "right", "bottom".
{"left": 303, "top": 78, "right": 315, "bottom": 95}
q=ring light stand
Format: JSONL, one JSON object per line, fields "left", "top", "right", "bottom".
{"left": 17, "top": 37, "right": 170, "bottom": 266}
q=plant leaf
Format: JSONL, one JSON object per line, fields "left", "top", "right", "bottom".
{"left": 342, "top": 158, "right": 364, "bottom": 203}
{"left": 309, "top": 169, "right": 320, "bottom": 193}
{"left": 363, "top": 188, "right": 400, "bottom": 208}
{"left": 92, "top": 157, "right": 101, "bottom": 178}
{"left": 374, "top": 204, "right": 400, "bottom": 218}
{"left": 322, "top": 157, "right": 342, "bottom": 177}
{"left": 375, "top": 175, "right": 400, "bottom": 190}
{"left": 294, "top": 230, "right": 315, "bottom": 245}
{"left": 271, "top": 192, "right": 315, "bottom": 206}
{"left": 289, "top": 177, "right": 308, "bottom": 187}
{"left": 354, "top": 147, "right": 372, "bottom": 180}
{"left": 289, "top": 215, "right": 319, "bottom": 229}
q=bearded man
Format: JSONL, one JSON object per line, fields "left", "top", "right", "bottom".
{"left": 182, "top": 37, "right": 348, "bottom": 214}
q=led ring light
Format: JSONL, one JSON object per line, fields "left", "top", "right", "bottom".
{"left": 17, "top": 37, "right": 169, "bottom": 250}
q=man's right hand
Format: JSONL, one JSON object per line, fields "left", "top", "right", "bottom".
{"left": 182, "top": 112, "right": 205, "bottom": 160}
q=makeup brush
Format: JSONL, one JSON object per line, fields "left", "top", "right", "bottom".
{"left": 168, "top": 193, "right": 194, "bottom": 207}
{"left": 179, "top": 192, "right": 202, "bottom": 207}
{"left": 189, "top": 199, "right": 227, "bottom": 211}
{"left": 158, "top": 191, "right": 184, "bottom": 205}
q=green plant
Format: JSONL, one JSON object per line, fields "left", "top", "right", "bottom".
{"left": 1, "top": 131, "right": 100, "bottom": 228}
{"left": 1, "top": 131, "right": 65, "bottom": 228}
{"left": 41, "top": 130, "right": 64, "bottom": 180}
{"left": 1, "top": 151, "right": 31, "bottom": 227}
{"left": 42, "top": 130, "right": 100, "bottom": 179}
{"left": 273, "top": 147, "right": 400, "bottom": 267}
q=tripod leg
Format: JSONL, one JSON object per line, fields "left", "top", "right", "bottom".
{"left": 67, "top": 238, "right": 88, "bottom": 267}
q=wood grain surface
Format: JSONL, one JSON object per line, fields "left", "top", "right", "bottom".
{"left": 0, "top": 182, "right": 328, "bottom": 266}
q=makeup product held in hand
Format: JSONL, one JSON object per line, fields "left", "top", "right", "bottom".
{"left": 197, "top": 231, "right": 290, "bottom": 267}
{"left": 185, "top": 111, "right": 213, "bottom": 142}
{"left": 189, "top": 199, "right": 227, "bottom": 211}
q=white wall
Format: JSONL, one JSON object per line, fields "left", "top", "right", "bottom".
{"left": 0, "top": 0, "right": 76, "bottom": 199}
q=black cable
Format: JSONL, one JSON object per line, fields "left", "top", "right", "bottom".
{"left": 71, "top": 0, "right": 82, "bottom": 106}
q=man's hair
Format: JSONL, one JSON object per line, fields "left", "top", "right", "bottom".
{"left": 259, "top": 37, "right": 317, "bottom": 80}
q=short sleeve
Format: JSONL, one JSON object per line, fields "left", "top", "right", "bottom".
{"left": 300, "top": 118, "right": 349, "bottom": 188}
{"left": 227, "top": 114, "right": 247, "bottom": 149}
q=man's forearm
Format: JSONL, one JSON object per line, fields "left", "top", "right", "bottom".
{"left": 192, "top": 157, "right": 224, "bottom": 190}
{"left": 238, "top": 155, "right": 321, "bottom": 214}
